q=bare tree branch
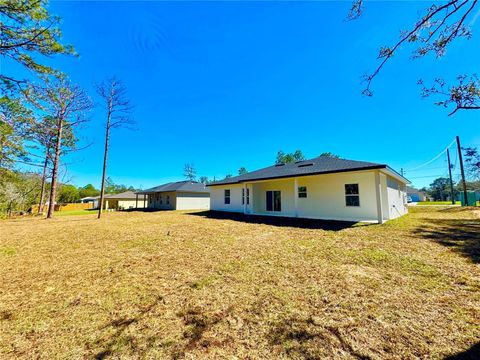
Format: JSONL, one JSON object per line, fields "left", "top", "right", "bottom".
{"left": 353, "top": 0, "right": 478, "bottom": 97}
{"left": 95, "top": 77, "right": 135, "bottom": 219}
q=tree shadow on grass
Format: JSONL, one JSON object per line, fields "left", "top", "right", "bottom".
{"left": 414, "top": 218, "right": 480, "bottom": 263}
{"left": 88, "top": 297, "right": 231, "bottom": 359}
{"left": 170, "top": 306, "right": 231, "bottom": 359}
{"left": 87, "top": 295, "right": 164, "bottom": 359}
{"left": 444, "top": 342, "right": 480, "bottom": 360}
{"left": 268, "top": 316, "right": 371, "bottom": 359}
{"left": 186, "top": 211, "right": 360, "bottom": 231}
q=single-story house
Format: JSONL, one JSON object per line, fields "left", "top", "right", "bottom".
{"left": 103, "top": 191, "right": 147, "bottom": 210}
{"left": 136, "top": 181, "right": 210, "bottom": 210}
{"left": 80, "top": 196, "right": 100, "bottom": 208}
{"left": 406, "top": 187, "right": 427, "bottom": 202}
{"left": 207, "top": 155, "right": 410, "bottom": 223}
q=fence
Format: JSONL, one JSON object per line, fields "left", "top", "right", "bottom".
{"left": 31, "top": 203, "right": 93, "bottom": 213}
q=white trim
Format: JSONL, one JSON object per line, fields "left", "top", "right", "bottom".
{"left": 243, "top": 184, "right": 247, "bottom": 214}
{"left": 294, "top": 178, "right": 299, "bottom": 217}
{"left": 380, "top": 168, "right": 410, "bottom": 185}
{"left": 374, "top": 170, "right": 384, "bottom": 224}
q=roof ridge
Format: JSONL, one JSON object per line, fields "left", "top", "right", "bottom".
{"left": 208, "top": 156, "right": 391, "bottom": 187}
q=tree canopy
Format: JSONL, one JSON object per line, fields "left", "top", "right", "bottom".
{"left": 428, "top": 177, "right": 451, "bottom": 201}
{"left": 57, "top": 184, "right": 79, "bottom": 203}
{"left": 105, "top": 177, "right": 135, "bottom": 194}
{"left": 238, "top": 167, "right": 248, "bottom": 175}
{"left": 349, "top": 0, "right": 480, "bottom": 116}
{"left": 0, "top": 0, "right": 75, "bottom": 92}
{"left": 0, "top": 97, "right": 33, "bottom": 168}
{"left": 276, "top": 150, "right": 305, "bottom": 164}
{"left": 319, "top": 152, "right": 340, "bottom": 158}
{"left": 463, "top": 146, "right": 480, "bottom": 181}
{"left": 78, "top": 184, "right": 100, "bottom": 198}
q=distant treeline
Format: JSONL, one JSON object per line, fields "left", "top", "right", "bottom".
{"left": 0, "top": 169, "right": 138, "bottom": 216}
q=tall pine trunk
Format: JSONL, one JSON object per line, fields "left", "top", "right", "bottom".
{"left": 98, "top": 106, "right": 111, "bottom": 219}
{"left": 46, "top": 116, "right": 63, "bottom": 219}
{"left": 38, "top": 150, "right": 49, "bottom": 214}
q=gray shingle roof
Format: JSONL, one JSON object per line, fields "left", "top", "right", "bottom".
{"left": 136, "top": 181, "right": 209, "bottom": 194}
{"left": 104, "top": 191, "right": 137, "bottom": 199}
{"left": 208, "top": 156, "right": 390, "bottom": 186}
{"left": 407, "top": 187, "right": 425, "bottom": 194}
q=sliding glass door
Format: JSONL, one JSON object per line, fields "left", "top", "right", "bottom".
{"left": 266, "top": 191, "right": 281, "bottom": 212}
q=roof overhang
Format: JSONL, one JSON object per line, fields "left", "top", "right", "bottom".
{"left": 207, "top": 165, "right": 390, "bottom": 186}
{"left": 381, "top": 166, "right": 411, "bottom": 184}
{"left": 135, "top": 190, "right": 209, "bottom": 195}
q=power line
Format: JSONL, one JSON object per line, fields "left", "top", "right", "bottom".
{"left": 405, "top": 138, "right": 456, "bottom": 172}
{"left": 408, "top": 174, "right": 448, "bottom": 179}
{"left": 406, "top": 166, "right": 448, "bottom": 173}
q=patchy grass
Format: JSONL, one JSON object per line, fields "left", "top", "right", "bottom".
{"left": 0, "top": 207, "right": 479, "bottom": 359}
{"left": 54, "top": 209, "right": 98, "bottom": 216}
{"left": 0, "top": 246, "right": 16, "bottom": 257}
{"left": 416, "top": 201, "right": 462, "bottom": 205}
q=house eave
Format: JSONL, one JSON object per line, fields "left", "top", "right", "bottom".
{"left": 135, "top": 190, "right": 209, "bottom": 195}
{"left": 381, "top": 166, "right": 411, "bottom": 184}
{"left": 207, "top": 165, "right": 388, "bottom": 187}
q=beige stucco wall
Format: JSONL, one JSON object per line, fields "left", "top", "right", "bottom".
{"left": 104, "top": 198, "right": 147, "bottom": 210}
{"left": 386, "top": 175, "right": 408, "bottom": 220}
{"left": 252, "top": 178, "right": 296, "bottom": 216}
{"left": 209, "top": 170, "right": 406, "bottom": 223}
{"left": 118, "top": 200, "right": 142, "bottom": 210}
{"left": 210, "top": 184, "right": 245, "bottom": 213}
{"left": 147, "top": 191, "right": 176, "bottom": 210}
{"left": 294, "top": 171, "right": 379, "bottom": 221}
{"left": 176, "top": 192, "right": 210, "bottom": 210}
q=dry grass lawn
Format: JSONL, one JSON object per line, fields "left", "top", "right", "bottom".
{"left": 0, "top": 207, "right": 479, "bottom": 359}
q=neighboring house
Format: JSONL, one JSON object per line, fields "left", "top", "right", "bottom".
{"left": 208, "top": 155, "right": 410, "bottom": 223}
{"left": 103, "top": 191, "right": 147, "bottom": 210}
{"left": 406, "top": 187, "right": 427, "bottom": 202}
{"left": 136, "top": 181, "right": 210, "bottom": 210}
{"left": 80, "top": 196, "right": 100, "bottom": 208}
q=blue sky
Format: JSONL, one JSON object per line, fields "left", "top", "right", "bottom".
{"left": 6, "top": 1, "right": 480, "bottom": 189}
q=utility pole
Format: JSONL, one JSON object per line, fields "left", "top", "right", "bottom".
{"left": 456, "top": 136, "right": 469, "bottom": 206}
{"left": 447, "top": 149, "right": 455, "bottom": 205}
{"left": 400, "top": 168, "right": 404, "bottom": 177}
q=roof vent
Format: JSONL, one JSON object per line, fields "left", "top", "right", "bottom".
{"left": 298, "top": 163, "right": 313, "bottom": 168}
{"left": 275, "top": 163, "right": 285, "bottom": 167}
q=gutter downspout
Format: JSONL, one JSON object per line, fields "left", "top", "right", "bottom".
{"left": 375, "top": 170, "right": 384, "bottom": 224}
{"left": 243, "top": 184, "right": 247, "bottom": 214}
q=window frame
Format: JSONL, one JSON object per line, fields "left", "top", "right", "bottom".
{"left": 345, "top": 183, "right": 360, "bottom": 207}
{"left": 298, "top": 186, "right": 307, "bottom": 198}
{"left": 224, "top": 189, "right": 231, "bottom": 204}
{"left": 242, "top": 188, "right": 245, "bottom": 205}
{"left": 266, "top": 190, "right": 281, "bottom": 212}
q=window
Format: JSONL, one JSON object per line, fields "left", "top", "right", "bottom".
{"left": 224, "top": 189, "right": 230, "bottom": 204}
{"left": 266, "top": 191, "right": 281, "bottom": 211}
{"left": 246, "top": 188, "right": 250, "bottom": 205}
{"left": 159, "top": 194, "right": 163, "bottom": 204}
{"left": 345, "top": 184, "right": 360, "bottom": 207}
{"left": 298, "top": 186, "right": 307, "bottom": 198}
{"left": 242, "top": 188, "right": 245, "bottom": 205}
{"left": 166, "top": 195, "right": 170, "bottom": 205}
